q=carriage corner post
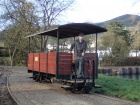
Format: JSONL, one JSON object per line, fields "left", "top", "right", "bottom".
{"left": 92, "top": 60, "right": 95, "bottom": 87}
{"left": 28, "top": 37, "right": 30, "bottom": 53}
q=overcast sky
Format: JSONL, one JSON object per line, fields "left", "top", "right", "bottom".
{"left": 61, "top": 0, "right": 140, "bottom": 23}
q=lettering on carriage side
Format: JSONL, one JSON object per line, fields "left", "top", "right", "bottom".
{"left": 35, "top": 57, "right": 38, "bottom": 61}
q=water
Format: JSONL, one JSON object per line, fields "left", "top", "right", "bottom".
{"left": 115, "top": 74, "right": 140, "bottom": 80}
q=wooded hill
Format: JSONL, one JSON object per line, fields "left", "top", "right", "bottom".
{"left": 97, "top": 14, "right": 140, "bottom": 28}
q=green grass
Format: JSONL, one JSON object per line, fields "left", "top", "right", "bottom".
{"left": 93, "top": 74, "right": 140, "bottom": 102}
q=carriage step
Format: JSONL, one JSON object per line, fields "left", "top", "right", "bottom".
{"left": 94, "top": 84, "right": 102, "bottom": 88}
{"left": 62, "top": 80, "right": 84, "bottom": 84}
{"left": 61, "top": 85, "right": 73, "bottom": 89}
{"left": 62, "top": 80, "right": 93, "bottom": 84}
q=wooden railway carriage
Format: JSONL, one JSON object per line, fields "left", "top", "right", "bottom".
{"left": 26, "top": 23, "right": 107, "bottom": 93}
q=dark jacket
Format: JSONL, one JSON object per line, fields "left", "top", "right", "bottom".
{"left": 70, "top": 39, "right": 87, "bottom": 57}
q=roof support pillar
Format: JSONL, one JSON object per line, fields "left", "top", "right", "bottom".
{"left": 56, "top": 30, "right": 59, "bottom": 79}
{"left": 95, "top": 33, "right": 98, "bottom": 78}
{"left": 40, "top": 35, "right": 43, "bottom": 52}
{"left": 28, "top": 37, "right": 30, "bottom": 53}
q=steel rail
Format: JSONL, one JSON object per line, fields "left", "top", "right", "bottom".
{"left": 5, "top": 68, "right": 21, "bottom": 105}
{"left": 0, "top": 67, "right": 4, "bottom": 77}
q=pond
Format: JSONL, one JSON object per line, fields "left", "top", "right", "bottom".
{"left": 115, "top": 74, "right": 140, "bottom": 80}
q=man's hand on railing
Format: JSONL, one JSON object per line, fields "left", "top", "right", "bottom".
{"left": 82, "top": 53, "right": 85, "bottom": 56}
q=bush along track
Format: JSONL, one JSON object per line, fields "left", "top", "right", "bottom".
{"left": 93, "top": 74, "right": 140, "bottom": 102}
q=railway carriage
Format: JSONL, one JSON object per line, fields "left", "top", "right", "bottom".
{"left": 26, "top": 23, "right": 107, "bottom": 93}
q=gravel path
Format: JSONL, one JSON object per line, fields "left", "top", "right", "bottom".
{"left": 8, "top": 67, "right": 139, "bottom": 105}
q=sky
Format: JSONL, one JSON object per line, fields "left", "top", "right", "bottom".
{"left": 61, "top": 0, "right": 140, "bottom": 23}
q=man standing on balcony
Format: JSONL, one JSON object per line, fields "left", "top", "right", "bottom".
{"left": 70, "top": 33, "right": 87, "bottom": 78}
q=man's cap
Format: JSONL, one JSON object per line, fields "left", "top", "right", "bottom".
{"left": 79, "top": 33, "right": 84, "bottom": 36}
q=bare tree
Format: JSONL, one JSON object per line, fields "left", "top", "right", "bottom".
{"left": 0, "top": 0, "right": 75, "bottom": 66}
{"left": 0, "top": 0, "right": 39, "bottom": 66}
{"left": 35, "top": 0, "right": 75, "bottom": 50}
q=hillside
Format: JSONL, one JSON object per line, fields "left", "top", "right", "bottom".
{"left": 97, "top": 14, "right": 140, "bottom": 27}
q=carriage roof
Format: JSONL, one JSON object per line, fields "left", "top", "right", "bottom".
{"left": 26, "top": 23, "right": 107, "bottom": 39}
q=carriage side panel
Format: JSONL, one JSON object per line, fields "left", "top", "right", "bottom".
{"left": 72, "top": 53, "right": 97, "bottom": 77}
{"left": 33, "top": 53, "right": 40, "bottom": 72}
{"left": 85, "top": 53, "right": 97, "bottom": 77}
{"left": 28, "top": 53, "right": 34, "bottom": 70}
{"left": 58, "top": 52, "right": 72, "bottom": 74}
{"left": 48, "top": 52, "right": 56, "bottom": 74}
{"left": 40, "top": 52, "right": 48, "bottom": 73}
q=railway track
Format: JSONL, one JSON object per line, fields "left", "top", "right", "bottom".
{"left": 0, "top": 67, "right": 20, "bottom": 105}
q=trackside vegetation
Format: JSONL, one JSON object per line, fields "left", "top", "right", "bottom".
{"left": 93, "top": 74, "right": 140, "bottom": 102}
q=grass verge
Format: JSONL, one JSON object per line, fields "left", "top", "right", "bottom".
{"left": 93, "top": 74, "right": 140, "bottom": 102}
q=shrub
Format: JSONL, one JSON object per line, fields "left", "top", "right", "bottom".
{"left": 102, "top": 57, "right": 140, "bottom": 66}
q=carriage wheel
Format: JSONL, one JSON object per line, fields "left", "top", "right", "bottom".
{"left": 33, "top": 74, "right": 36, "bottom": 80}
{"left": 61, "top": 81, "right": 67, "bottom": 85}
{"left": 70, "top": 88, "right": 75, "bottom": 93}
{"left": 77, "top": 87, "right": 83, "bottom": 91}
{"left": 61, "top": 81, "right": 65, "bottom": 85}
{"left": 39, "top": 76, "right": 42, "bottom": 83}
{"left": 35, "top": 75, "right": 39, "bottom": 82}
{"left": 84, "top": 89, "right": 90, "bottom": 94}
{"left": 50, "top": 77, "right": 54, "bottom": 83}
{"left": 70, "top": 86, "right": 76, "bottom": 93}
